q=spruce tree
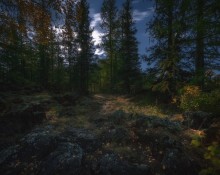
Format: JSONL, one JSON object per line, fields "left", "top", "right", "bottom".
{"left": 100, "top": 0, "right": 119, "bottom": 92}
{"left": 147, "top": 0, "right": 188, "bottom": 96}
{"left": 119, "top": 0, "right": 141, "bottom": 93}
{"left": 75, "top": 0, "right": 94, "bottom": 94}
{"left": 187, "top": 0, "right": 220, "bottom": 88}
{"left": 62, "top": 0, "right": 77, "bottom": 91}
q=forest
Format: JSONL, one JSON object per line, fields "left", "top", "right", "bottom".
{"left": 0, "top": 0, "right": 220, "bottom": 175}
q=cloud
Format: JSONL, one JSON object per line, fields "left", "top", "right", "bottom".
{"left": 91, "top": 13, "right": 101, "bottom": 28}
{"left": 92, "top": 29, "right": 102, "bottom": 45}
{"left": 90, "top": 12, "right": 103, "bottom": 45}
{"left": 92, "top": 29, "right": 106, "bottom": 56}
{"left": 133, "top": 9, "right": 152, "bottom": 22}
{"left": 95, "top": 48, "right": 105, "bottom": 56}
{"left": 90, "top": 11, "right": 106, "bottom": 55}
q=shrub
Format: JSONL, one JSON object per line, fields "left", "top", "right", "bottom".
{"left": 200, "top": 142, "right": 220, "bottom": 175}
{"left": 191, "top": 138, "right": 220, "bottom": 175}
{"left": 180, "top": 85, "right": 201, "bottom": 111}
{"left": 180, "top": 86, "right": 220, "bottom": 115}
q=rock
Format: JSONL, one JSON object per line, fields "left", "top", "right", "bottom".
{"left": 39, "top": 142, "right": 83, "bottom": 175}
{"left": 0, "top": 126, "right": 85, "bottom": 175}
{"left": 101, "top": 127, "right": 130, "bottom": 144}
{"left": 93, "top": 152, "right": 126, "bottom": 175}
{"left": 93, "top": 152, "right": 150, "bottom": 175}
{"left": 134, "top": 116, "right": 181, "bottom": 132}
{"left": 62, "top": 128, "right": 100, "bottom": 153}
{"left": 161, "top": 149, "right": 198, "bottom": 175}
{"left": 0, "top": 126, "right": 58, "bottom": 175}
{"left": 0, "top": 145, "right": 20, "bottom": 165}
{"left": 182, "top": 111, "right": 213, "bottom": 129}
{"left": 0, "top": 102, "right": 46, "bottom": 135}
{"left": 0, "top": 123, "right": 151, "bottom": 175}
{"left": 128, "top": 164, "right": 150, "bottom": 175}
{"left": 0, "top": 114, "right": 201, "bottom": 175}
{"left": 19, "top": 126, "right": 58, "bottom": 160}
{"left": 136, "top": 128, "right": 181, "bottom": 153}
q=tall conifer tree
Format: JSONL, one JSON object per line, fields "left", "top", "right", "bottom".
{"left": 119, "top": 0, "right": 141, "bottom": 93}
{"left": 75, "top": 0, "right": 94, "bottom": 94}
{"left": 100, "top": 0, "right": 119, "bottom": 92}
{"left": 147, "top": 0, "right": 188, "bottom": 95}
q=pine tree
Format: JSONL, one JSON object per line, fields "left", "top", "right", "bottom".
{"left": 147, "top": 0, "right": 188, "bottom": 95}
{"left": 62, "top": 0, "right": 78, "bottom": 91}
{"left": 119, "top": 0, "right": 141, "bottom": 93}
{"left": 100, "top": 0, "right": 119, "bottom": 92}
{"left": 188, "top": 0, "right": 220, "bottom": 88}
{"left": 75, "top": 0, "right": 94, "bottom": 94}
{"left": 0, "top": 0, "right": 31, "bottom": 84}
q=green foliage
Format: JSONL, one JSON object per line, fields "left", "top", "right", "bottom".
{"left": 199, "top": 142, "right": 220, "bottom": 175}
{"left": 180, "top": 86, "right": 220, "bottom": 115}
{"left": 191, "top": 134, "right": 220, "bottom": 175}
{"left": 191, "top": 134, "right": 204, "bottom": 147}
{"left": 147, "top": 0, "right": 186, "bottom": 94}
{"left": 180, "top": 85, "right": 201, "bottom": 111}
{"left": 147, "top": 0, "right": 219, "bottom": 94}
{"left": 98, "top": 0, "right": 142, "bottom": 94}
{"left": 197, "top": 90, "right": 220, "bottom": 115}
{"left": 0, "top": 0, "right": 94, "bottom": 92}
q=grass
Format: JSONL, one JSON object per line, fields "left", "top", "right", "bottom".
{"left": 46, "top": 96, "right": 99, "bottom": 131}
{"left": 128, "top": 92, "right": 181, "bottom": 117}
{"left": 122, "top": 104, "right": 166, "bottom": 118}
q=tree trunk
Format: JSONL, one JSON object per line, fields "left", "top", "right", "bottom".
{"left": 195, "top": 0, "right": 205, "bottom": 88}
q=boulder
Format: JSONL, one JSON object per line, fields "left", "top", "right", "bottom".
{"left": 0, "top": 145, "right": 20, "bottom": 165}
{"left": 61, "top": 128, "right": 101, "bottom": 153}
{"left": 94, "top": 152, "right": 127, "bottom": 175}
{"left": 0, "top": 125, "right": 85, "bottom": 175}
{"left": 101, "top": 127, "right": 130, "bottom": 144}
{"left": 0, "top": 113, "right": 201, "bottom": 175}
{"left": 135, "top": 128, "right": 181, "bottom": 152}
{"left": 39, "top": 142, "right": 83, "bottom": 175}
{"left": 0, "top": 102, "right": 46, "bottom": 135}
{"left": 92, "top": 152, "right": 150, "bottom": 175}
{"left": 134, "top": 116, "right": 181, "bottom": 132}
{"left": 19, "top": 126, "right": 58, "bottom": 160}
{"left": 161, "top": 148, "right": 198, "bottom": 175}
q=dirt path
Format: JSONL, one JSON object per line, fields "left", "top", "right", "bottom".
{"left": 46, "top": 94, "right": 173, "bottom": 135}
{"left": 94, "top": 95, "right": 130, "bottom": 116}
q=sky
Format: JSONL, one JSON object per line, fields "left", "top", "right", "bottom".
{"left": 88, "top": 0, "right": 154, "bottom": 57}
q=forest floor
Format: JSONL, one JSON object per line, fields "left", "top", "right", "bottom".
{"left": 0, "top": 91, "right": 219, "bottom": 174}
